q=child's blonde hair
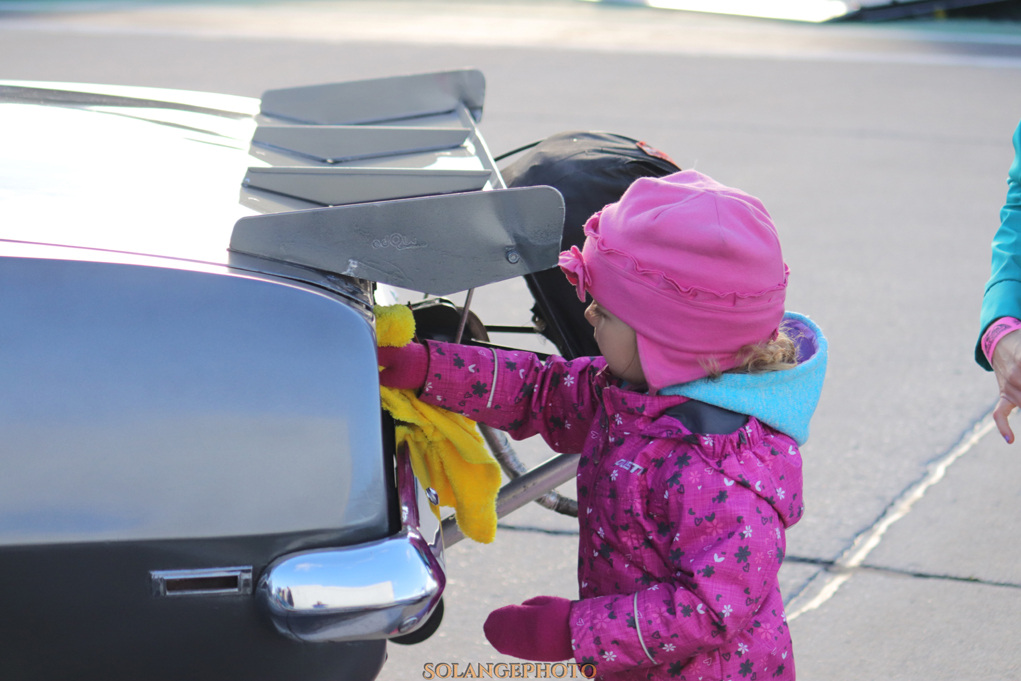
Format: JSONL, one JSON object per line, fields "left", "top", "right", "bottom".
{"left": 700, "top": 323, "right": 799, "bottom": 380}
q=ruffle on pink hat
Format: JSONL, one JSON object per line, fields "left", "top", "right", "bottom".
{"left": 559, "top": 170, "right": 788, "bottom": 392}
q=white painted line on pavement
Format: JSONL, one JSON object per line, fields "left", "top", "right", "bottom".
{"left": 786, "top": 413, "right": 997, "bottom": 621}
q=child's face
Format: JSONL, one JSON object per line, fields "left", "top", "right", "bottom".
{"left": 585, "top": 299, "right": 646, "bottom": 386}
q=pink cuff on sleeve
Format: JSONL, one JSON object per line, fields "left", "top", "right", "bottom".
{"left": 982, "top": 317, "right": 1021, "bottom": 365}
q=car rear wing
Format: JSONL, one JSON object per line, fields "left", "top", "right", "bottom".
{"left": 230, "top": 69, "right": 565, "bottom": 296}
{"left": 230, "top": 69, "right": 579, "bottom": 552}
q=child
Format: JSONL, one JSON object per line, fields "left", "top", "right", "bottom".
{"left": 378, "top": 171, "right": 827, "bottom": 680}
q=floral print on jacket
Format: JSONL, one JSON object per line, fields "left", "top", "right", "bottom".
{"left": 419, "top": 342, "right": 804, "bottom": 681}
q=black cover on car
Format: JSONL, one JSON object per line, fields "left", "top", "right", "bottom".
{"left": 500, "top": 131, "right": 680, "bottom": 359}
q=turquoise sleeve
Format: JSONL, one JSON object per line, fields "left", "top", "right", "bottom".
{"left": 977, "top": 119, "right": 1021, "bottom": 370}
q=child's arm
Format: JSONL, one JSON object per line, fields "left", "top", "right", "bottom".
{"left": 570, "top": 463, "right": 791, "bottom": 675}
{"left": 418, "top": 341, "right": 605, "bottom": 454}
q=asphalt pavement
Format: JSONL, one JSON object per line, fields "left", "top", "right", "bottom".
{"left": 2, "top": 1, "right": 1020, "bottom": 678}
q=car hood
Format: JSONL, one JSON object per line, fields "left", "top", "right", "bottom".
{"left": 0, "top": 81, "right": 265, "bottom": 266}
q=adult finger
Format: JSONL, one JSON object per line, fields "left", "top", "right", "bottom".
{"left": 1001, "top": 362, "right": 1021, "bottom": 395}
{"left": 993, "top": 397, "right": 1016, "bottom": 444}
{"left": 1003, "top": 382, "right": 1021, "bottom": 414}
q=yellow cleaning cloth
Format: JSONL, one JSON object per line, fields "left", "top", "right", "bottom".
{"left": 375, "top": 304, "right": 501, "bottom": 544}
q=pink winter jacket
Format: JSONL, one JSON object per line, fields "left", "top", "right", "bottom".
{"left": 419, "top": 342, "right": 804, "bottom": 681}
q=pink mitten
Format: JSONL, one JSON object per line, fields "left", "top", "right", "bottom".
{"left": 377, "top": 343, "right": 428, "bottom": 390}
{"left": 483, "top": 596, "right": 573, "bottom": 662}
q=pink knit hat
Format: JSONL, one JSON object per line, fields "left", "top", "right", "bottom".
{"left": 558, "top": 170, "right": 788, "bottom": 392}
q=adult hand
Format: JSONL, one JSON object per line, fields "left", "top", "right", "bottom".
{"left": 991, "top": 329, "right": 1021, "bottom": 443}
{"left": 483, "top": 596, "right": 573, "bottom": 662}
{"left": 377, "top": 343, "right": 428, "bottom": 391}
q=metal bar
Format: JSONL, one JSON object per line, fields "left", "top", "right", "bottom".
{"left": 479, "top": 424, "right": 577, "bottom": 515}
{"left": 455, "top": 103, "right": 505, "bottom": 189}
{"left": 454, "top": 288, "right": 474, "bottom": 344}
{"left": 441, "top": 451, "right": 580, "bottom": 548}
{"left": 484, "top": 325, "right": 538, "bottom": 334}
{"left": 493, "top": 139, "right": 542, "bottom": 163}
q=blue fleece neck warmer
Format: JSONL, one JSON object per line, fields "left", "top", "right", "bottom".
{"left": 659, "top": 312, "right": 827, "bottom": 445}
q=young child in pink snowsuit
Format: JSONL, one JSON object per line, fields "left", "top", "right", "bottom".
{"left": 378, "top": 170, "right": 827, "bottom": 681}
